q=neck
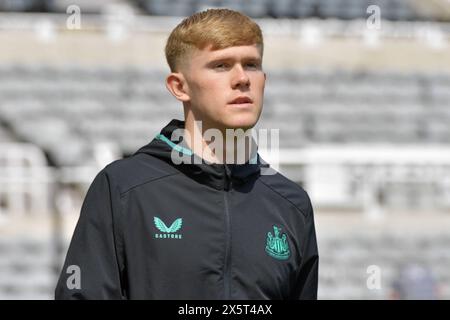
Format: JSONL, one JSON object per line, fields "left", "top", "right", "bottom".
{"left": 184, "top": 114, "right": 256, "bottom": 165}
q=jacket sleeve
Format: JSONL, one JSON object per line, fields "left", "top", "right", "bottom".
{"left": 290, "top": 196, "right": 319, "bottom": 300}
{"left": 55, "top": 169, "right": 126, "bottom": 300}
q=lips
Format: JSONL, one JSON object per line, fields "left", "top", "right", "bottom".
{"left": 229, "top": 96, "right": 253, "bottom": 104}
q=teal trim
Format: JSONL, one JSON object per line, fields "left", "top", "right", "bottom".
{"left": 249, "top": 153, "right": 258, "bottom": 164}
{"left": 156, "top": 133, "right": 258, "bottom": 163}
{"left": 156, "top": 134, "right": 193, "bottom": 156}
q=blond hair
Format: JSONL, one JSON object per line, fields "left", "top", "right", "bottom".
{"left": 165, "top": 8, "right": 264, "bottom": 72}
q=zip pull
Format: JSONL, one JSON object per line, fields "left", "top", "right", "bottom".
{"left": 224, "top": 164, "right": 232, "bottom": 191}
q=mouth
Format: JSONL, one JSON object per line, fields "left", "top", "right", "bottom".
{"left": 229, "top": 96, "right": 253, "bottom": 105}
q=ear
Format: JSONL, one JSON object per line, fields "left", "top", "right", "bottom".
{"left": 166, "top": 72, "right": 190, "bottom": 102}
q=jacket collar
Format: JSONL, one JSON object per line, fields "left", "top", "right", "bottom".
{"left": 135, "top": 119, "right": 262, "bottom": 191}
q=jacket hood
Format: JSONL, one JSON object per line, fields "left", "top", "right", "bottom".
{"left": 134, "top": 119, "right": 263, "bottom": 190}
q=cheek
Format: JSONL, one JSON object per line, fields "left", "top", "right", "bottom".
{"left": 252, "top": 73, "right": 265, "bottom": 88}
{"left": 189, "top": 87, "right": 225, "bottom": 115}
{"left": 196, "top": 81, "right": 227, "bottom": 103}
{"left": 189, "top": 80, "right": 210, "bottom": 104}
{"left": 253, "top": 77, "right": 266, "bottom": 99}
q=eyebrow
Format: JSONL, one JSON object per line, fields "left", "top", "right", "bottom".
{"left": 206, "top": 55, "right": 262, "bottom": 65}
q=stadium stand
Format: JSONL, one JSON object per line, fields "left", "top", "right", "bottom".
{"left": 0, "top": 235, "right": 57, "bottom": 299}
{"left": 0, "top": 0, "right": 450, "bottom": 300}
{"left": 0, "top": 0, "right": 448, "bottom": 21}
{"left": 1, "top": 65, "right": 450, "bottom": 167}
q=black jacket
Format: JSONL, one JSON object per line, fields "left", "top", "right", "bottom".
{"left": 55, "top": 119, "right": 319, "bottom": 300}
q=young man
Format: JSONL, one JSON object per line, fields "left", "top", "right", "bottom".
{"left": 55, "top": 8, "right": 318, "bottom": 300}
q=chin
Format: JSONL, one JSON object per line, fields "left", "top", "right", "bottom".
{"left": 223, "top": 116, "right": 258, "bottom": 131}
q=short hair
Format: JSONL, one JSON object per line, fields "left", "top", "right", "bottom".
{"left": 165, "top": 8, "right": 264, "bottom": 72}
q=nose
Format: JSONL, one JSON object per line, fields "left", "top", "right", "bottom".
{"left": 231, "top": 64, "right": 250, "bottom": 89}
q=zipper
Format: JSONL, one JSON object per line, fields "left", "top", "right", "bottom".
{"left": 223, "top": 165, "right": 232, "bottom": 300}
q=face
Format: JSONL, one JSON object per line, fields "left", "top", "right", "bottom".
{"left": 173, "top": 44, "right": 266, "bottom": 132}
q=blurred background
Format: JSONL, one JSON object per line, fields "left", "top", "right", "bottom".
{"left": 0, "top": 0, "right": 450, "bottom": 300}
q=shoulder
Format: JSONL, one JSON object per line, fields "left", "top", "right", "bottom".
{"left": 101, "top": 153, "right": 179, "bottom": 196}
{"left": 258, "top": 170, "right": 313, "bottom": 218}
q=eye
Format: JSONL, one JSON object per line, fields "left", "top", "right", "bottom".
{"left": 245, "top": 62, "right": 261, "bottom": 70}
{"left": 214, "top": 63, "right": 229, "bottom": 70}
